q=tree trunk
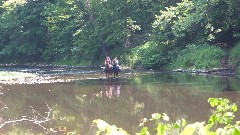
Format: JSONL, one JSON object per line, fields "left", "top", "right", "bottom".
{"left": 85, "top": 0, "right": 109, "bottom": 57}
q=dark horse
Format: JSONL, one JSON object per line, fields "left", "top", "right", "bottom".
{"left": 112, "top": 64, "right": 120, "bottom": 78}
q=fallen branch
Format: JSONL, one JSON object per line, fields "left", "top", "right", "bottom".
{"left": 0, "top": 103, "right": 57, "bottom": 133}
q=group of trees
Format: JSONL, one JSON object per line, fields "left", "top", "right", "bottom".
{"left": 0, "top": 0, "right": 240, "bottom": 70}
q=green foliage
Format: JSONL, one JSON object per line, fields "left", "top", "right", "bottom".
{"left": 42, "top": 0, "right": 80, "bottom": 62}
{"left": 42, "top": 0, "right": 146, "bottom": 64}
{"left": 0, "top": 0, "right": 240, "bottom": 69}
{"left": 170, "top": 44, "right": 225, "bottom": 69}
{"left": 152, "top": 0, "right": 205, "bottom": 45}
{"left": 152, "top": 0, "right": 240, "bottom": 47}
{"left": 127, "top": 41, "right": 174, "bottom": 69}
{"left": 207, "top": 98, "right": 240, "bottom": 135}
{"left": 208, "top": 98, "right": 237, "bottom": 126}
{"left": 0, "top": 0, "right": 48, "bottom": 62}
{"left": 92, "top": 119, "right": 129, "bottom": 135}
{"left": 93, "top": 98, "right": 240, "bottom": 135}
{"left": 230, "top": 42, "right": 240, "bottom": 68}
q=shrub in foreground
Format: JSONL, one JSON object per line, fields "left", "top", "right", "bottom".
{"left": 93, "top": 98, "right": 240, "bottom": 135}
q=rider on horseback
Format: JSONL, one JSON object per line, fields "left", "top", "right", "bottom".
{"left": 105, "top": 56, "right": 112, "bottom": 70}
{"left": 112, "top": 57, "right": 120, "bottom": 78}
{"left": 104, "top": 56, "right": 112, "bottom": 78}
{"left": 112, "top": 57, "right": 119, "bottom": 69}
{"left": 104, "top": 56, "right": 120, "bottom": 78}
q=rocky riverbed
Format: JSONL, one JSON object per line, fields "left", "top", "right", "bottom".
{"left": 0, "top": 71, "right": 77, "bottom": 84}
{"left": 0, "top": 64, "right": 237, "bottom": 84}
{"left": 173, "top": 68, "right": 236, "bottom": 76}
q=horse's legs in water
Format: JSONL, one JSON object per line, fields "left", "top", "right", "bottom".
{"left": 113, "top": 68, "right": 116, "bottom": 78}
{"left": 112, "top": 66, "right": 115, "bottom": 78}
{"left": 105, "top": 68, "right": 109, "bottom": 78}
{"left": 113, "top": 66, "right": 118, "bottom": 78}
{"left": 107, "top": 71, "right": 110, "bottom": 78}
{"left": 115, "top": 69, "right": 118, "bottom": 78}
{"left": 106, "top": 68, "right": 112, "bottom": 78}
{"left": 116, "top": 71, "right": 118, "bottom": 78}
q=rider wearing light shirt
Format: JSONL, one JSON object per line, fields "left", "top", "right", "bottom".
{"left": 112, "top": 57, "right": 119, "bottom": 67}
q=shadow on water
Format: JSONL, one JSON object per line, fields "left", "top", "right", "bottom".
{"left": 0, "top": 66, "right": 239, "bottom": 134}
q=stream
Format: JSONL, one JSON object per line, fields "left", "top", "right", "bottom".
{"left": 0, "top": 65, "right": 239, "bottom": 134}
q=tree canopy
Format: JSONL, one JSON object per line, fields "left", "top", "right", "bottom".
{"left": 0, "top": 0, "right": 239, "bottom": 69}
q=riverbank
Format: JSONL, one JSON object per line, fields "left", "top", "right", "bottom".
{"left": 173, "top": 68, "right": 236, "bottom": 76}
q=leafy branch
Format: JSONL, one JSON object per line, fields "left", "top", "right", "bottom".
{"left": 92, "top": 98, "right": 240, "bottom": 135}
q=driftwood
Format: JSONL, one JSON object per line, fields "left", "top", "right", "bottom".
{"left": 0, "top": 103, "right": 58, "bottom": 133}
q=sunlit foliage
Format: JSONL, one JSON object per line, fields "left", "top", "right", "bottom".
{"left": 170, "top": 44, "right": 225, "bottom": 69}
{"left": 93, "top": 98, "right": 240, "bottom": 135}
{"left": 2, "top": 0, "right": 27, "bottom": 10}
{"left": 0, "top": 0, "right": 240, "bottom": 70}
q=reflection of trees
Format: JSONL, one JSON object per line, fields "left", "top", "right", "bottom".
{"left": 172, "top": 73, "right": 240, "bottom": 92}
{"left": 0, "top": 84, "right": 85, "bottom": 134}
{"left": 129, "top": 74, "right": 240, "bottom": 125}
{"left": 219, "top": 76, "right": 240, "bottom": 91}
{"left": 0, "top": 82, "right": 139, "bottom": 134}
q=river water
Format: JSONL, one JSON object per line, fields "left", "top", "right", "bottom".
{"left": 0, "top": 66, "right": 239, "bottom": 134}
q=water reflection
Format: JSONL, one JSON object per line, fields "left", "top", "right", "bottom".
{"left": 0, "top": 68, "right": 239, "bottom": 134}
{"left": 104, "top": 79, "right": 121, "bottom": 98}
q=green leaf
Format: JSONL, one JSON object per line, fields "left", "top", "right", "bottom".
{"left": 156, "top": 123, "right": 164, "bottom": 135}
{"left": 173, "top": 118, "right": 186, "bottom": 129}
{"left": 173, "top": 122, "right": 180, "bottom": 129}
{"left": 204, "top": 125, "right": 216, "bottom": 135}
{"left": 181, "top": 118, "right": 186, "bottom": 127}
{"left": 180, "top": 124, "right": 196, "bottom": 135}
{"left": 231, "top": 104, "right": 238, "bottom": 112}
{"left": 139, "top": 127, "right": 150, "bottom": 135}
{"left": 232, "top": 127, "right": 240, "bottom": 135}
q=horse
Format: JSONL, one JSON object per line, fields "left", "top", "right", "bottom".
{"left": 105, "top": 62, "right": 112, "bottom": 78}
{"left": 112, "top": 64, "right": 120, "bottom": 78}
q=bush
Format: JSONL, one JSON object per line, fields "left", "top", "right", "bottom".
{"left": 170, "top": 44, "right": 225, "bottom": 69}
{"left": 126, "top": 41, "right": 174, "bottom": 69}
{"left": 230, "top": 42, "right": 240, "bottom": 63}
{"left": 92, "top": 98, "right": 240, "bottom": 135}
{"left": 230, "top": 42, "right": 240, "bottom": 70}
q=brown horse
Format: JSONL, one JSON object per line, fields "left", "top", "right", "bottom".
{"left": 105, "top": 61, "right": 112, "bottom": 78}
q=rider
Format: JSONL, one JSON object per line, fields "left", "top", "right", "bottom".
{"left": 104, "top": 56, "right": 112, "bottom": 70}
{"left": 112, "top": 57, "right": 119, "bottom": 70}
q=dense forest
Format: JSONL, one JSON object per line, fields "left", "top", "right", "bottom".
{"left": 0, "top": 0, "right": 240, "bottom": 71}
